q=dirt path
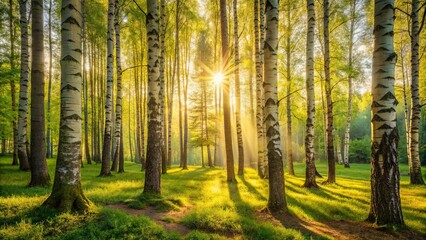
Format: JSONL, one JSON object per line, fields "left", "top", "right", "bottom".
{"left": 108, "top": 203, "right": 191, "bottom": 236}
{"left": 108, "top": 203, "right": 424, "bottom": 239}
{"left": 257, "top": 211, "right": 425, "bottom": 240}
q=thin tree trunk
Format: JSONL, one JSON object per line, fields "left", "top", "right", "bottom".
{"left": 112, "top": 0, "right": 123, "bottom": 172}
{"left": 44, "top": 0, "right": 91, "bottom": 212}
{"left": 99, "top": 0, "right": 115, "bottom": 177}
{"left": 220, "top": 0, "right": 236, "bottom": 182}
{"left": 9, "top": 0, "right": 18, "bottom": 166}
{"left": 323, "top": 0, "right": 335, "bottom": 184}
{"left": 303, "top": 0, "right": 318, "bottom": 188}
{"left": 401, "top": 51, "right": 411, "bottom": 169}
{"left": 29, "top": 0, "right": 50, "bottom": 187}
{"left": 46, "top": 0, "right": 53, "bottom": 159}
{"left": 254, "top": 0, "right": 265, "bottom": 178}
{"left": 144, "top": 0, "right": 162, "bottom": 194}
{"left": 367, "top": 0, "right": 404, "bottom": 225}
{"left": 409, "top": 0, "right": 425, "bottom": 185}
{"left": 285, "top": 0, "right": 294, "bottom": 175}
{"left": 182, "top": 32, "right": 189, "bottom": 170}
{"left": 234, "top": 0, "right": 245, "bottom": 176}
{"left": 82, "top": 0, "right": 91, "bottom": 164}
{"left": 160, "top": 0, "right": 167, "bottom": 174}
{"left": 17, "top": 0, "right": 30, "bottom": 171}
{"left": 343, "top": 0, "right": 356, "bottom": 169}
{"left": 118, "top": 124, "right": 124, "bottom": 173}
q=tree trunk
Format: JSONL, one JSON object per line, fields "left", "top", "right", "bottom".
{"left": 254, "top": 0, "right": 265, "bottom": 178}
{"left": 29, "top": 0, "right": 50, "bottom": 187}
{"left": 409, "top": 0, "right": 425, "bottom": 185}
{"left": 285, "top": 0, "right": 294, "bottom": 175}
{"left": 144, "top": 0, "right": 162, "bottom": 194}
{"left": 44, "top": 0, "right": 91, "bottom": 212}
{"left": 118, "top": 124, "right": 124, "bottom": 173}
{"left": 220, "top": 0, "right": 236, "bottom": 182}
{"left": 112, "top": 0, "right": 123, "bottom": 172}
{"left": 160, "top": 0, "right": 167, "bottom": 174}
{"left": 368, "top": 0, "right": 404, "bottom": 225}
{"left": 234, "top": 0, "right": 244, "bottom": 176}
{"left": 323, "top": 0, "right": 335, "bottom": 184}
{"left": 182, "top": 35, "right": 189, "bottom": 170}
{"left": 82, "top": 0, "right": 91, "bottom": 165}
{"left": 46, "top": 0, "right": 53, "bottom": 159}
{"left": 303, "top": 0, "right": 318, "bottom": 188}
{"left": 9, "top": 0, "right": 18, "bottom": 166}
{"left": 99, "top": 0, "right": 115, "bottom": 177}
{"left": 264, "top": 0, "right": 287, "bottom": 213}
{"left": 343, "top": 0, "right": 356, "bottom": 169}
{"left": 17, "top": 0, "right": 30, "bottom": 171}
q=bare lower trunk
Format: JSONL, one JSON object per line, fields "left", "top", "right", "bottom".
{"left": 29, "top": 0, "right": 50, "bottom": 187}
{"left": 234, "top": 0, "right": 244, "bottom": 176}
{"left": 368, "top": 0, "right": 404, "bottom": 225}
{"left": 409, "top": 0, "right": 425, "bottom": 185}
{"left": 99, "top": 0, "right": 115, "bottom": 177}
{"left": 220, "top": 0, "right": 235, "bottom": 182}
{"left": 303, "top": 0, "right": 317, "bottom": 188}
{"left": 323, "top": 0, "right": 335, "bottom": 184}
{"left": 144, "top": 0, "right": 162, "bottom": 194}
{"left": 17, "top": 0, "right": 30, "bottom": 171}
{"left": 254, "top": 0, "right": 265, "bottom": 178}
{"left": 264, "top": 0, "right": 287, "bottom": 212}
{"left": 44, "top": 0, "right": 91, "bottom": 212}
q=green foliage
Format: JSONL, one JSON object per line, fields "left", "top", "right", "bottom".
{"left": 184, "top": 230, "right": 226, "bottom": 240}
{"left": 126, "top": 193, "right": 183, "bottom": 212}
{"left": 1, "top": 157, "right": 425, "bottom": 239}
{"left": 61, "top": 209, "right": 177, "bottom": 240}
{"left": 348, "top": 137, "right": 370, "bottom": 163}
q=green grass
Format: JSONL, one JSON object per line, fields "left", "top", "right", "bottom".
{"left": 0, "top": 155, "right": 425, "bottom": 239}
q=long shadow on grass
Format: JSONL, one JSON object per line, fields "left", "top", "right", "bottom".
{"left": 239, "top": 177, "right": 267, "bottom": 201}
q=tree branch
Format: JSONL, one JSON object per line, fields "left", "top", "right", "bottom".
{"left": 131, "top": 0, "right": 146, "bottom": 17}
{"left": 395, "top": 7, "right": 411, "bottom": 17}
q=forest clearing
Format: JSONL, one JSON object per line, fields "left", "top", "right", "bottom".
{"left": 1, "top": 0, "right": 426, "bottom": 239}
{"left": 1, "top": 156, "right": 425, "bottom": 239}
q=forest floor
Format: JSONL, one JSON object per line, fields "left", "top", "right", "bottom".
{"left": 0, "top": 155, "right": 425, "bottom": 239}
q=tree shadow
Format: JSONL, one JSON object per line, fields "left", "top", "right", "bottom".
{"left": 239, "top": 176, "right": 267, "bottom": 201}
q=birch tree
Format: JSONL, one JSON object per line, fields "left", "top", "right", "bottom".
{"left": 368, "top": 0, "right": 404, "bottom": 225}
{"left": 220, "top": 0, "right": 236, "bottom": 182}
{"left": 44, "top": 0, "right": 91, "bottom": 212}
{"left": 144, "top": 0, "right": 162, "bottom": 194}
{"left": 264, "top": 0, "right": 287, "bottom": 212}
{"left": 29, "top": 0, "right": 50, "bottom": 187}
{"left": 323, "top": 0, "right": 335, "bottom": 184}
{"left": 254, "top": 0, "right": 266, "bottom": 178}
{"left": 303, "top": 0, "right": 318, "bottom": 188}
{"left": 112, "top": 0, "right": 123, "bottom": 173}
{"left": 17, "top": 0, "right": 30, "bottom": 171}
{"left": 99, "top": 0, "right": 115, "bottom": 177}
{"left": 408, "top": 0, "right": 425, "bottom": 185}
{"left": 233, "top": 0, "right": 245, "bottom": 176}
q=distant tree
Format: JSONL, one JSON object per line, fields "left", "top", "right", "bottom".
{"left": 220, "top": 0, "right": 236, "bottom": 182}
{"left": 254, "top": 0, "right": 266, "bottom": 178}
{"left": 303, "top": 0, "right": 318, "bottom": 188}
{"left": 17, "top": 0, "right": 30, "bottom": 171}
{"left": 408, "top": 0, "right": 425, "bottom": 185}
{"left": 43, "top": 0, "right": 91, "bottom": 212}
{"left": 99, "top": 0, "right": 115, "bottom": 177}
{"left": 144, "top": 0, "right": 162, "bottom": 194}
{"left": 368, "top": 0, "right": 404, "bottom": 225}
{"left": 29, "top": 0, "right": 50, "bottom": 187}
{"left": 8, "top": 0, "right": 18, "bottom": 166}
{"left": 112, "top": 0, "right": 123, "bottom": 173}
{"left": 323, "top": 0, "right": 335, "bottom": 184}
